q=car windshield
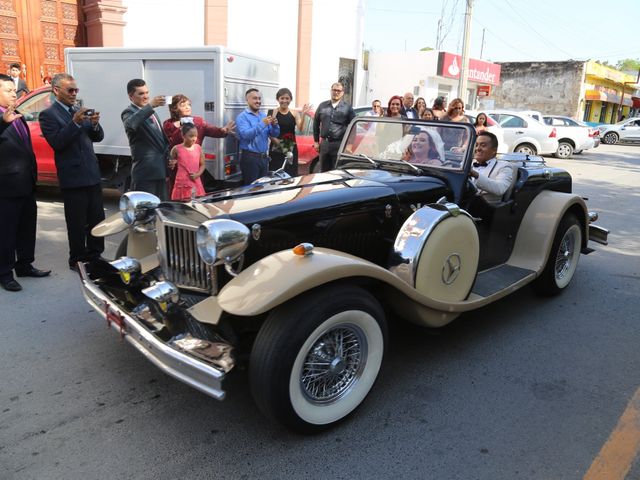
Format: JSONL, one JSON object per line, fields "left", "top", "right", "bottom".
{"left": 339, "top": 118, "right": 472, "bottom": 172}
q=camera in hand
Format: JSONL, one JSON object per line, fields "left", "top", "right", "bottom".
{"left": 84, "top": 109, "right": 95, "bottom": 117}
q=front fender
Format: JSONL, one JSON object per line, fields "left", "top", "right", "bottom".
{"left": 91, "top": 212, "right": 128, "bottom": 237}
{"left": 216, "top": 247, "right": 500, "bottom": 325}
{"left": 217, "top": 248, "right": 397, "bottom": 317}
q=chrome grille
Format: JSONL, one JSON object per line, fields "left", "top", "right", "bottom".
{"left": 157, "top": 216, "right": 216, "bottom": 294}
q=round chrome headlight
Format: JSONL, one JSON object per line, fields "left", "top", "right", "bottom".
{"left": 196, "top": 219, "right": 250, "bottom": 266}
{"left": 119, "top": 192, "right": 161, "bottom": 225}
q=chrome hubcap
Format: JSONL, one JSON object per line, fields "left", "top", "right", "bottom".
{"left": 555, "top": 230, "right": 576, "bottom": 280}
{"left": 300, "top": 325, "right": 366, "bottom": 404}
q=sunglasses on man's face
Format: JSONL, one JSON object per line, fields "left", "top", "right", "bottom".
{"left": 56, "top": 87, "right": 79, "bottom": 94}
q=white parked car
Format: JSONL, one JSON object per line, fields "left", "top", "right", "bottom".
{"left": 543, "top": 115, "right": 598, "bottom": 158}
{"left": 485, "top": 110, "right": 559, "bottom": 156}
{"left": 465, "top": 110, "right": 508, "bottom": 153}
{"left": 598, "top": 117, "right": 640, "bottom": 144}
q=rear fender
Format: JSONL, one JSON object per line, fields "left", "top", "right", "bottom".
{"left": 508, "top": 190, "right": 587, "bottom": 272}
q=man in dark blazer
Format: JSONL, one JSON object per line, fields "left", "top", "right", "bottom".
{"left": 121, "top": 79, "right": 170, "bottom": 200}
{"left": 9, "top": 63, "right": 29, "bottom": 98}
{"left": 0, "top": 74, "right": 50, "bottom": 291}
{"left": 40, "top": 73, "right": 105, "bottom": 271}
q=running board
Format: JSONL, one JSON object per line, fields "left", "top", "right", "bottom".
{"left": 471, "top": 264, "right": 535, "bottom": 298}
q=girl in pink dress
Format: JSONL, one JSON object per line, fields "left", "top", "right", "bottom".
{"left": 170, "top": 123, "right": 206, "bottom": 200}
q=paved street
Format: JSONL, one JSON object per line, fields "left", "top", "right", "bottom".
{"left": 1, "top": 144, "right": 639, "bottom": 480}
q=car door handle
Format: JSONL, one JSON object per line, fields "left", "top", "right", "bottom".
{"left": 515, "top": 130, "right": 524, "bottom": 134}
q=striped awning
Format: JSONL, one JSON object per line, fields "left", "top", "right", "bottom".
{"left": 585, "top": 89, "right": 633, "bottom": 106}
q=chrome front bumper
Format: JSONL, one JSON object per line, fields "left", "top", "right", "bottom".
{"left": 78, "top": 262, "right": 227, "bottom": 400}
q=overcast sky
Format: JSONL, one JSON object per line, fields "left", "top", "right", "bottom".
{"left": 364, "top": 0, "right": 640, "bottom": 66}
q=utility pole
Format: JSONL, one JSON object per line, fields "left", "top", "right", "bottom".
{"left": 458, "top": 0, "right": 473, "bottom": 104}
{"left": 479, "top": 27, "right": 485, "bottom": 59}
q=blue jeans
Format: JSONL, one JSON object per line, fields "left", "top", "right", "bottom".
{"left": 240, "top": 150, "right": 270, "bottom": 185}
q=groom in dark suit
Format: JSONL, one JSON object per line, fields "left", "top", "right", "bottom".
{"left": 121, "top": 79, "right": 170, "bottom": 200}
{"left": 40, "top": 73, "right": 105, "bottom": 271}
{"left": 0, "top": 74, "right": 50, "bottom": 291}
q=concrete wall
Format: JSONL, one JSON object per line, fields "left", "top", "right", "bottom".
{"left": 491, "top": 61, "right": 585, "bottom": 117}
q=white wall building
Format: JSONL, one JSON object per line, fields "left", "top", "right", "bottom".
{"left": 119, "top": 0, "right": 366, "bottom": 107}
{"left": 367, "top": 50, "right": 501, "bottom": 110}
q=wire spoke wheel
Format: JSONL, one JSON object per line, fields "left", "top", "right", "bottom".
{"left": 554, "top": 224, "right": 580, "bottom": 287}
{"left": 250, "top": 285, "right": 386, "bottom": 431}
{"left": 533, "top": 213, "right": 582, "bottom": 296}
{"left": 300, "top": 324, "right": 366, "bottom": 404}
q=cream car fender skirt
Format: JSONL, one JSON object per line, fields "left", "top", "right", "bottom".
{"left": 91, "top": 212, "right": 128, "bottom": 237}
{"left": 508, "top": 191, "right": 588, "bottom": 272}
{"left": 389, "top": 204, "right": 479, "bottom": 303}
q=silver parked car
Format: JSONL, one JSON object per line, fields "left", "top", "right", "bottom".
{"left": 485, "top": 110, "right": 559, "bottom": 156}
{"left": 543, "top": 115, "right": 599, "bottom": 158}
{"left": 598, "top": 117, "right": 640, "bottom": 144}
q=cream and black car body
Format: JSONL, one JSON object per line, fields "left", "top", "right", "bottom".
{"left": 78, "top": 117, "right": 609, "bottom": 432}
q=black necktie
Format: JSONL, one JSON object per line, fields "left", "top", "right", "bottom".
{"left": 68, "top": 106, "right": 75, "bottom": 116}
{"left": 473, "top": 162, "right": 483, "bottom": 168}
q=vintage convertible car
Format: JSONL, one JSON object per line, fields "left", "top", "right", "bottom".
{"left": 78, "top": 117, "right": 609, "bottom": 432}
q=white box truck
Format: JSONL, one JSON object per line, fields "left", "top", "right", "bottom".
{"left": 64, "top": 46, "right": 280, "bottom": 188}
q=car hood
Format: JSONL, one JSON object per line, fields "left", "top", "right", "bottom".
{"left": 161, "top": 169, "right": 447, "bottom": 226}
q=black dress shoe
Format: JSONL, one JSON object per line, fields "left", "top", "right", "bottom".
{"left": 1, "top": 278, "right": 22, "bottom": 292}
{"left": 15, "top": 267, "right": 51, "bottom": 278}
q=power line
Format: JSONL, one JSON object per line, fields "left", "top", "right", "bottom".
{"left": 503, "top": 0, "right": 577, "bottom": 58}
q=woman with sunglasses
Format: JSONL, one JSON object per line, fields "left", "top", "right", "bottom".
{"left": 442, "top": 98, "right": 469, "bottom": 123}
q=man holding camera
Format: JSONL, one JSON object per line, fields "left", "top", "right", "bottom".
{"left": 40, "top": 73, "right": 105, "bottom": 272}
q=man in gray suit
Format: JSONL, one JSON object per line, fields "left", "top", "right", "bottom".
{"left": 121, "top": 79, "right": 170, "bottom": 200}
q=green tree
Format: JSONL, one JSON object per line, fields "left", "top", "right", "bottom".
{"left": 616, "top": 58, "right": 640, "bottom": 72}
{"left": 420, "top": 46, "right": 434, "bottom": 51}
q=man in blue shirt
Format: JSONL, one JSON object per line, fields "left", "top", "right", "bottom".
{"left": 236, "top": 88, "right": 280, "bottom": 184}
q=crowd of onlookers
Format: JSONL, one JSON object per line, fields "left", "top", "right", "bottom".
{"left": 364, "top": 92, "right": 490, "bottom": 134}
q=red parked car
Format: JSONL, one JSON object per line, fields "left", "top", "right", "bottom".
{"left": 16, "top": 86, "right": 58, "bottom": 185}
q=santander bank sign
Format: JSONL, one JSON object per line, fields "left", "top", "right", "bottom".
{"left": 437, "top": 52, "right": 501, "bottom": 86}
